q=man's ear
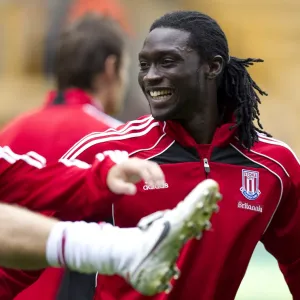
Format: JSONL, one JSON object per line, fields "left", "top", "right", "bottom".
{"left": 206, "top": 55, "right": 224, "bottom": 80}
{"left": 104, "top": 55, "right": 118, "bottom": 80}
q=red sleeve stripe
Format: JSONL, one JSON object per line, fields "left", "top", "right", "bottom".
{"left": 61, "top": 116, "right": 159, "bottom": 160}
{"left": 61, "top": 230, "right": 67, "bottom": 267}
{"left": 57, "top": 229, "right": 67, "bottom": 267}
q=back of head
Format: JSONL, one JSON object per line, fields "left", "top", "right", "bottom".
{"left": 150, "top": 11, "right": 270, "bottom": 149}
{"left": 55, "top": 13, "right": 126, "bottom": 92}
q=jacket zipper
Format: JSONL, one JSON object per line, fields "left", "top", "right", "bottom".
{"left": 203, "top": 158, "right": 210, "bottom": 178}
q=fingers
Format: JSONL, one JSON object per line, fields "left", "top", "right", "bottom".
{"left": 106, "top": 158, "right": 165, "bottom": 195}
{"left": 122, "top": 158, "right": 165, "bottom": 186}
{"left": 137, "top": 161, "right": 165, "bottom": 187}
{"left": 110, "top": 180, "right": 137, "bottom": 195}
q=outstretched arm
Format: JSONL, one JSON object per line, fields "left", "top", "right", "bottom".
{"left": 0, "top": 146, "right": 166, "bottom": 299}
{"left": 0, "top": 203, "right": 57, "bottom": 270}
{"left": 0, "top": 146, "right": 165, "bottom": 269}
{"left": 0, "top": 146, "right": 164, "bottom": 219}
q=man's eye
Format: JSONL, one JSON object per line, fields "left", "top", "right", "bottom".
{"left": 139, "top": 61, "right": 149, "bottom": 70}
{"left": 162, "top": 58, "right": 175, "bottom": 65}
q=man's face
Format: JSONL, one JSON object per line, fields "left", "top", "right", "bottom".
{"left": 138, "top": 28, "right": 207, "bottom": 121}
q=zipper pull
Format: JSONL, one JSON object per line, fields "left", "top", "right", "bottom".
{"left": 203, "top": 158, "right": 210, "bottom": 174}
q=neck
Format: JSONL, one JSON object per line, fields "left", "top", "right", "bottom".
{"left": 180, "top": 103, "right": 220, "bottom": 144}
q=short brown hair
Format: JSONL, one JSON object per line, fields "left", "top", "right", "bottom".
{"left": 55, "top": 13, "right": 126, "bottom": 91}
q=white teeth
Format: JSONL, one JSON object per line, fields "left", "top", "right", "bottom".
{"left": 149, "top": 90, "right": 173, "bottom": 98}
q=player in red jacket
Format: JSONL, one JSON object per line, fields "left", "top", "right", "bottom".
{"left": 0, "top": 14, "right": 126, "bottom": 162}
{"left": 54, "top": 11, "right": 298, "bottom": 300}
{"left": 0, "top": 13, "right": 128, "bottom": 300}
{"left": 0, "top": 146, "right": 221, "bottom": 297}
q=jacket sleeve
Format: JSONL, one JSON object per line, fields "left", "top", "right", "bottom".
{"left": 261, "top": 151, "right": 300, "bottom": 298}
{"left": 0, "top": 146, "right": 119, "bottom": 220}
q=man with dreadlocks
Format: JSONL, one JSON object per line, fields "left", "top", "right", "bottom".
{"left": 30, "top": 10, "right": 300, "bottom": 300}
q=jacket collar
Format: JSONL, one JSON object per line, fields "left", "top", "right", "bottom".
{"left": 44, "top": 88, "right": 103, "bottom": 111}
{"left": 163, "top": 120, "right": 237, "bottom": 148}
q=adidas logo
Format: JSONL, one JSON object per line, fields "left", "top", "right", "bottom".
{"left": 143, "top": 182, "right": 169, "bottom": 191}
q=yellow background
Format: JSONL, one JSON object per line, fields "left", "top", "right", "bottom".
{"left": 0, "top": 1, "right": 298, "bottom": 299}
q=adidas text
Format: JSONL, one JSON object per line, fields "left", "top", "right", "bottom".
{"left": 143, "top": 182, "right": 169, "bottom": 191}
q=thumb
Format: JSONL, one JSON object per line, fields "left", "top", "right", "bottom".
{"left": 110, "top": 179, "right": 137, "bottom": 195}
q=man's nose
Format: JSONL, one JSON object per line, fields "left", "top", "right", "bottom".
{"left": 143, "top": 65, "right": 162, "bottom": 83}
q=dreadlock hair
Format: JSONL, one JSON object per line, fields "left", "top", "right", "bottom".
{"left": 150, "top": 11, "right": 271, "bottom": 149}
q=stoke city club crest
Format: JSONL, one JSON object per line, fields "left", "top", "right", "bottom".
{"left": 240, "top": 169, "right": 261, "bottom": 200}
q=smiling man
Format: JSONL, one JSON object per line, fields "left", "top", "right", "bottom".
{"left": 35, "top": 10, "right": 300, "bottom": 300}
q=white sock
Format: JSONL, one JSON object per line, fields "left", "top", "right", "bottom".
{"left": 46, "top": 221, "right": 144, "bottom": 275}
